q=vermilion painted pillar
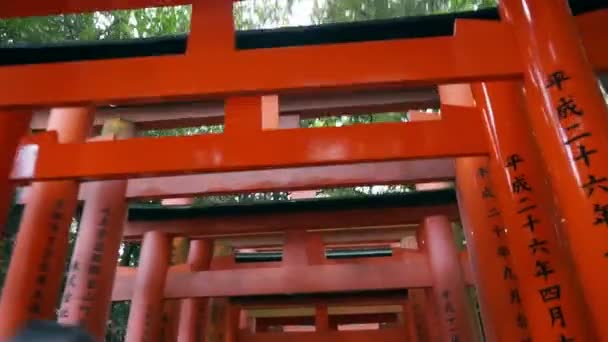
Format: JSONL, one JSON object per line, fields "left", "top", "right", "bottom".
{"left": 500, "top": 0, "right": 608, "bottom": 337}
{"left": 224, "top": 303, "right": 241, "bottom": 342}
{"left": 469, "top": 81, "right": 595, "bottom": 341}
{"left": 418, "top": 215, "right": 477, "bottom": 342}
{"left": 177, "top": 239, "right": 213, "bottom": 342}
{"left": 0, "top": 110, "right": 31, "bottom": 240}
{"left": 455, "top": 157, "right": 531, "bottom": 342}
{"left": 160, "top": 198, "right": 194, "bottom": 342}
{"left": 401, "top": 301, "right": 418, "bottom": 342}
{"left": 409, "top": 284, "right": 441, "bottom": 341}
{"left": 125, "top": 231, "right": 170, "bottom": 342}
{"left": 315, "top": 304, "right": 329, "bottom": 332}
{"left": 206, "top": 243, "right": 232, "bottom": 341}
{"left": 57, "top": 119, "right": 134, "bottom": 340}
{"left": 0, "top": 107, "right": 94, "bottom": 340}
{"left": 162, "top": 237, "right": 189, "bottom": 342}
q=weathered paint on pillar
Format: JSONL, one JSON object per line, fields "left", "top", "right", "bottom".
{"left": 57, "top": 118, "right": 134, "bottom": 340}
{"left": 0, "top": 107, "right": 94, "bottom": 340}
{"left": 125, "top": 231, "right": 171, "bottom": 342}
{"left": 470, "top": 81, "right": 595, "bottom": 341}
{"left": 500, "top": 0, "right": 608, "bottom": 337}
{"left": 0, "top": 110, "right": 31, "bottom": 263}
{"left": 418, "top": 215, "right": 477, "bottom": 342}
{"left": 455, "top": 157, "right": 531, "bottom": 342}
{"left": 177, "top": 239, "right": 213, "bottom": 342}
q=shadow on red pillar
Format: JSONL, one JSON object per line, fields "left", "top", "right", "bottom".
{"left": 57, "top": 119, "right": 133, "bottom": 340}
{"left": 125, "top": 231, "right": 170, "bottom": 342}
{"left": 418, "top": 215, "right": 478, "bottom": 342}
{"left": 455, "top": 157, "right": 531, "bottom": 342}
{"left": 177, "top": 239, "right": 213, "bottom": 342}
{"left": 500, "top": 0, "right": 608, "bottom": 338}
{"left": 0, "top": 107, "right": 94, "bottom": 340}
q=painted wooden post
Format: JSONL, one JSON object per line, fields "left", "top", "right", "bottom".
{"left": 0, "top": 107, "right": 94, "bottom": 340}
{"left": 316, "top": 304, "right": 329, "bottom": 332}
{"left": 125, "top": 231, "right": 171, "bottom": 342}
{"left": 455, "top": 156, "right": 531, "bottom": 342}
{"left": 57, "top": 118, "right": 134, "bottom": 340}
{"left": 418, "top": 215, "right": 478, "bottom": 342}
{"left": 468, "top": 81, "right": 595, "bottom": 341}
{"left": 500, "top": 0, "right": 608, "bottom": 338}
{"left": 177, "top": 239, "right": 213, "bottom": 342}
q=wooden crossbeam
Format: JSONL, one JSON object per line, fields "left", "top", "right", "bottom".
{"left": 112, "top": 259, "right": 432, "bottom": 301}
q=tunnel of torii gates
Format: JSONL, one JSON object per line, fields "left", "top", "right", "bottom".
{"left": 0, "top": 0, "right": 607, "bottom": 342}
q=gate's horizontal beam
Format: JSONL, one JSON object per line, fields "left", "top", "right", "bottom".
{"left": 232, "top": 290, "right": 407, "bottom": 308}
{"left": 123, "top": 190, "right": 458, "bottom": 238}
{"left": 28, "top": 88, "right": 438, "bottom": 131}
{"left": 0, "top": 11, "right": 606, "bottom": 108}
{"left": 17, "top": 159, "right": 454, "bottom": 201}
{"left": 111, "top": 260, "right": 431, "bottom": 300}
{"left": 12, "top": 106, "right": 484, "bottom": 181}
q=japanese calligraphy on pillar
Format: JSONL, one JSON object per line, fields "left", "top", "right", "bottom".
{"left": 547, "top": 71, "right": 608, "bottom": 258}
{"left": 440, "top": 290, "right": 459, "bottom": 341}
{"left": 58, "top": 207, "right": 111, "bottom": 323}
{"left": 504, "top": 153, "right": 572, "bottom": 341}
{"left": 28, "top": 199, "right": 64, "bottom": 316}
{"left": 477, "top": 167, "right": 530, "bottom": 340}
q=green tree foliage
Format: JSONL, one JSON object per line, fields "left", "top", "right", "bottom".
{"left": 312, "top": 0, "right": 497, "bottom": 24}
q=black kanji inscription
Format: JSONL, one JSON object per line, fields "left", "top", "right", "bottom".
{"left": 559, "top": 334, "right": 575, "bottom": 342}
{"left": 556, "top": 97, "right": 584, "bottom": 119}
{"left": 573, "top": 145, "right": 597, "bottom": 167}
{"left": 512, "top": 175, "right": 533, "bottom": 193}
{"left": 582, "top": 175, "right": 608, "bottom": 197}
{"left": 89, "top": 264, "right": 101, "bottom": 275}
{"left": 482, "top": 186, "right": 494, "bottom": 198}
{"left": 510, "top": 289, "right": 521, "bottom": 304}
{"left": 488, "top": 208, "right": 500, "bottom": 218}
{"left": 478, "top": 167, "right": 488, "bottom": 178}
{"left": 497, "top": 246, "right": 510, "bottom": 258}
{"left": 539, "top": 284, "right": 561, "bottom": 302}
{"left": 522, "top": 215, "right": 541, "bottom": 232}
{"left": 504, "top": 266, "right": 516, "bottom": 280}
{"left": 535, "top": 260, "right": 555, "bottom": 281}
{"left": 565, "top": 132, "right": 591, "bottom": 145}
{"left": 545, "top": 71, "right": 571, "bottom": 90}
{"left": 506, "top": 154, "right": 525, "bottom": 171}
{"left": 517, "top": 205, "right": 538, "bottom": 214}
{"left": 516, "top": 313, "right": 528, "bottom": 329}
{"left": 593, "top": 204, "right": 608, "bottom": 226}
{"left": 529, "top": 238, "right": 550, "bottom": 255}
{"left": 549, "top": 306, "right": 566, "bottom": 328}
